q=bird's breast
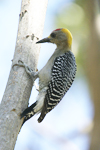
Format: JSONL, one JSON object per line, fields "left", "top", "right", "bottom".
{"left": 38, "top": 49, "right": 64, "bottom": 90}
{"left": 39, "top": 59, "right": 54, "bottom": 90}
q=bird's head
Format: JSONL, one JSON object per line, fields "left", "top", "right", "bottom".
{"left": 36, "top": 28, "right": 72, "bottom": 49}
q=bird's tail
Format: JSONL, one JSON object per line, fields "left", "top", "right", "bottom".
{"left": 20, "top": 102, "right": 37, "bottom": 124}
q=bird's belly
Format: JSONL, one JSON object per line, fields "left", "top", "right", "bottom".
{"left": 39, "top": 65, "right": 52, "bottom": 90}
{"left": 38, "top": 52, "right": 58, "bottom": 90}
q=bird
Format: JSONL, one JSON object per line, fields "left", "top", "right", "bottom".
{"left": 15, "top": 28, "right": 77, "bottom": 124}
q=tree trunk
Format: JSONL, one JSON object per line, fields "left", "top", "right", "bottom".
{"left": 85, "top": 0, "right": 100, "bottom": 149}
{"left": 0, "top": 0, "right": 48, "bottom": 150}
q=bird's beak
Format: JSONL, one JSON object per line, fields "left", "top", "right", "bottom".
{"left": 36, "top": 37, "right": 51, "bottom": 44}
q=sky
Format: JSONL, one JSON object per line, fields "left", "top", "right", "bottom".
{"left": 0, "top": 0, "right": 94, "bottom": 150}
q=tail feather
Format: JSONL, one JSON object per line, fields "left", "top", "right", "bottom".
{"left": 20, "top": 102, "right": 37, "bottom": 124}
{"left": 38, "top": 112, "right": 47, "bottom": 123}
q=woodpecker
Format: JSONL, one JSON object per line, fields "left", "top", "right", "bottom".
{"left": 15, "top": 28, "right": 77, "bottom": 123}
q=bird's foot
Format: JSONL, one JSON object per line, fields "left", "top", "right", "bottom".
{"left": 13, "top": 60, "right": 39, "bottom": 80}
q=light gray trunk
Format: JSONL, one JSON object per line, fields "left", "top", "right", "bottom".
{"left": 0, "top": 0, "right": 48, "bottom": 150}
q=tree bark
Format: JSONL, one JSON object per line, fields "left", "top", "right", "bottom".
{"left": 85, "top": 0, "right": 100, "bottom": 149}
{"left": 0, "top": 0, "right": 48, "bottom": 150}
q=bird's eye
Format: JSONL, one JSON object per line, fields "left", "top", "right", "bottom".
{"left": 50, "top": 33, "right": 56, "bottom": 38}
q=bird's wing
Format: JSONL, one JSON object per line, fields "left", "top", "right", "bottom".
{"left": 38, "top": 51, "right": 77, "bottom": 122}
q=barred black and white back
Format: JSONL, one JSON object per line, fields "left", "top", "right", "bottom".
{"left": 21, "top": 51, "right": 77, "bottom": 123}
{"left": 38, "top": 51, "right": 77, "bottom": 122}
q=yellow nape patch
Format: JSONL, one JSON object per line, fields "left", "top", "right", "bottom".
{"left": 61, "top": 28, "right": 72, "bottom": 48}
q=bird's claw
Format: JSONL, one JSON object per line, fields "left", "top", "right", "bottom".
{"left": 12, "top": 60, "right": 38, "bottom": 80}
{"left": 18, "top": 60, "right": 25, "bottom": 66}
{"left": 12, "top": 60, "right": 32, "bottom": 72}
{"left": 12, "top": 60, "right": 25, "bottom": 69}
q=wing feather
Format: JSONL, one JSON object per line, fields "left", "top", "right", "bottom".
{"left": 38, "top": 51, "right": 77, "bottom": 122}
